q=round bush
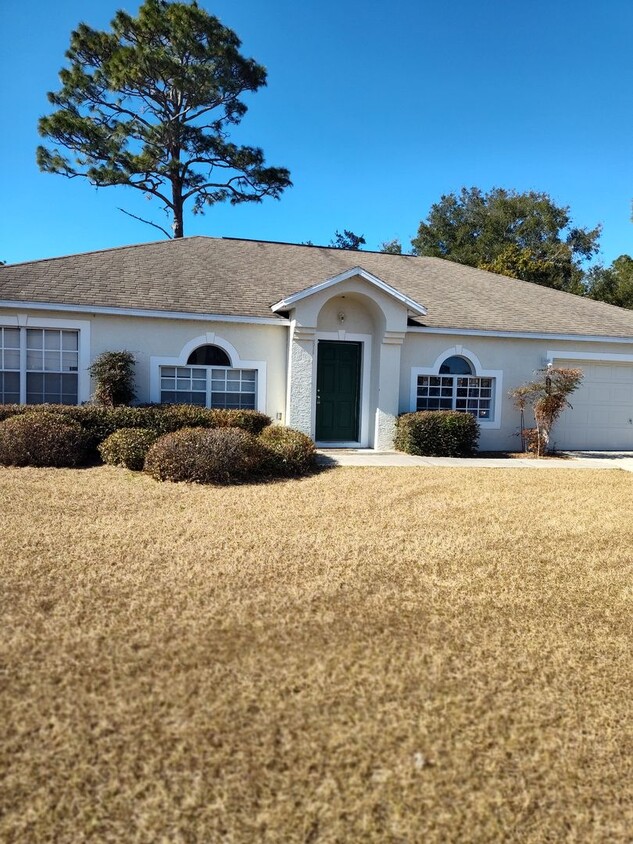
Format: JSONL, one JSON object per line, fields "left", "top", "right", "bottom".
{"left": 395, "top": 411, "right": 480, "bottom": 457}
{"left": 0, "top": 411, "right": 85, "bottom": 467}
{"left": 99, "top": 427, "right": 159, "bottom": 470}
{"left": 259, "top": 425, "right": 316, "bottom": 476}
{"left": 144, "top": 426, "right": 267, "bottom": 484}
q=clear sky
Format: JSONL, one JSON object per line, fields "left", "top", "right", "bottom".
{"left": 2, "top": 0, "right": 632, "bottom": 265}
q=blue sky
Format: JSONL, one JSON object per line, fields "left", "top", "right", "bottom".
{"left": 2, "top": 0, "right": 633, "bottom": 264}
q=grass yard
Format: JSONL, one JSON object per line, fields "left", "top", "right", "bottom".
{"left": 2, "top": 466, "right": 633, "bottom": 843}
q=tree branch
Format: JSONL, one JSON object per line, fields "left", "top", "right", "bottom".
{"left": 118, "top": 207, "right": 172, "bottom": 238}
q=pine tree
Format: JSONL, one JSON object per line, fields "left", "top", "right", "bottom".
{"left": 37, "top": 0, "right": 291, "bottom": 238}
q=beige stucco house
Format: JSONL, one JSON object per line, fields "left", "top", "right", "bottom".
{"left": 2, "top": 236, "right": 633, "bottom": 451}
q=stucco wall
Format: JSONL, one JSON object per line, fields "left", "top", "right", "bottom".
{"left": 401, "top": 332, "right": 633, "bottom": 450}
{"left": 4, "top": 303, "right": 633, "bottom": 451}
{"left": 0, "top": 307, "right": 288, "bottom": 420}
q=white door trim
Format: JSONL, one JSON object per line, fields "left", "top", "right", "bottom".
{"left": 313, "top": 332, "right": 372, "bottom": 448}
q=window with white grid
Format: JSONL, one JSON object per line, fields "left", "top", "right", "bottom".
{"left": 160, "top": 366, "right": 256, "bottom": 409}
{"left": 160, "top": 366, "right": 207, "bottom": 406}
{"left": 416, "top": 374, "right": 494, "bottom": 420}
{"left": 0, "top": 327, "right": 21, "bottom": 404}
{"left": 211, "top": 368, "right": 256, "bottom": 409}
{"left": 26, "top": 329, "right": 79, "bottom": 405}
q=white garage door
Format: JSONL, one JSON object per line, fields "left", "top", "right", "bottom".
{"left": 552, "top": 361, "right": 633, "bottom": 450}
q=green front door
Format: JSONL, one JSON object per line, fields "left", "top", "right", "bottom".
{"left": 316, "top": 341, "right": 361, "bottom": 442}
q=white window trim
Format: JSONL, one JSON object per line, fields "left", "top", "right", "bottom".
{"left": 149, "top": 332, "right": 267, "bottom": 412}
{"left": 0, "top": 315, "right": 91, "bottom": 404}
{"left": 410, "top": 346, "right": 503, "bottom": 429}
{"left": 312, "top": 331, "right": 372, "bottom": 448}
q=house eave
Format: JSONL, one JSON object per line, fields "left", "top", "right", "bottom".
{"left": 270, "top": 266, "right": 427, "bottom": 316}
{"left": 407, "top": 325, "right": 633, "bottom": 344}
{"left": 0, "top": 299, "right": 291, "bottom": 326}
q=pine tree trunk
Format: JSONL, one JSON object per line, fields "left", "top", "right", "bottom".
{"left": 172, "top": 180, "right": 184, "bottom": 238}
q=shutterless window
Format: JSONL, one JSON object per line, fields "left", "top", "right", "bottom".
{"left": 26, "top": 329, "right": 79, "bottom": 405}
{"left": 416, "top": 356, "right": 493, "bottom": 420}
{"left": 0, "top": 327, "right": 79, "bottom": 405}
{"left": 211, "top": 368, "right": 256, "bottom": 409}
{"left": 160, "top": 366, "right": 207, "bottom": 406}
{"left": 0, "top": 327, "right": 21, "bottom": 403}
{"left": 160, "top": 366, "right": 257, "bottom": 409}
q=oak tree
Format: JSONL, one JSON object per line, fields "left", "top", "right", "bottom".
{"left": 412, "top": 187, "right": 600, "bottom": 292}
{"left": 585, "top": 255, "right": 633, "bottom": 309}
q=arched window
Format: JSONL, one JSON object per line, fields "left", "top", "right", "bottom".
{"left": 159, "top": 342, "right": 257, "bottom": 409}
{"left": 186, "top": 344, "right": 231, "bottom": 366}
{"left": 439, "top": 355, "right": 473, "bottom": 375}
{"left": 416, "top": 354, "right": 493, "bottom": 420}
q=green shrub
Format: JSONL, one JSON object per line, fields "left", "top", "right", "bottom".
{"left": 154, "top": 405, "right": 271, "bottom": 436}
{"left": 0, "top": 404, "right": 23, "bottom": 423}
{"left": 0, "top": 403, "right": 271, "bottom": 457}
{"left": 0, "top": 412, "right": 86, "bottom": 467}
{"left": 144, "top": 427, "right": 267, "bottom": 484}
{"left": 395, "top": 411, "right": 480, "bottom": 457}
{"left": 152, "top": 404, "right": 216, "bottom": 434}
{"left": 99, "top": 427, "right": 160, "bottom": 470}
{"left": 0, "top": 404, "right": 151, "bottom": 450}
{"left": 65, "top": 405, "right": 153, "bottom": 452}
{"left": 259, "top": 425, "right": 317, "bottom": 476}
{"left": 88, "top": 350, "right": 136, "bottom": 406}
{"left": 205, "top": 409, "right": 271, "bottom": 436}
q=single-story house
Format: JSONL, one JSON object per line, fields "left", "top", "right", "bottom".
{"left": 2, "top": 236, "right": 633, "bottom": 451}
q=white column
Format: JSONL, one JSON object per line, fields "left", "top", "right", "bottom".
{"left": 286, "top": 324, "right": 316, "bottom": 437}
{"left": 374, "top": 331, "right": 406, "bottom": 450}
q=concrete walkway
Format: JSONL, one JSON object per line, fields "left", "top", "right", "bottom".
{"left": 317, "top": 449, "right": 633, "bottom": 471}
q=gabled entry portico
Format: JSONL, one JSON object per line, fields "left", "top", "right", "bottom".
{"left": 274, "top": 267, "right": 426, "bottom": 449}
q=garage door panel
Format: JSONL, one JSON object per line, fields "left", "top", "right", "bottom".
{"left": 552, "top": 360, "right": 633, "bottom": 449}
{"left": 586, "top": 384, "right": 612, "bottom": 402}
{"left": 588, "top": 407, "right": 629, "bottom": 426}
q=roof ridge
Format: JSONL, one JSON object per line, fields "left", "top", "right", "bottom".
{"left": 219, "top": 235, "right": 417, "bottom": 257}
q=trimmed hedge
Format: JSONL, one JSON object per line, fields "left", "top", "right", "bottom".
{"left": 259, "top": 425, "right": 317, "bottom": 477}
{"left": 99, "top": 427, "right": 160, "bottom": 471}
{"left": 0, "top": 404, "right": 271, "bottom": 454}
{"left": 0, "top": 412, "right": 86, "bottom": 467}
{"left": 154, "top": 405, "right": 271, "bottom": 436}
{"left": 395, "top": 411, "right": 479, "bottom": 457}
{"left": 0, "top": 404, "right": 153, "bottom": 453}
{"left": 144, "top": 427, "right": 268, "bottom": 484}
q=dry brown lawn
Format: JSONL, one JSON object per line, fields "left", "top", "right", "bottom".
{"left": 1, "top": 465, "right": 633, "bottom": 843}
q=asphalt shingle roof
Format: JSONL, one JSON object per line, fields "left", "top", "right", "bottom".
{"left": 2, "top": 236, "right": 633, "bottom": 338}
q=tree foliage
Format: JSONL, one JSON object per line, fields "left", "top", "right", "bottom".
{"left": 380, "top": 238, "right": 403, "bottom": 254}
{"left": 510, "top": 367, "right": 583, "bottom": 455}
{"left": 37, "top": 0, "right": 291, "bottom": 238}
{"left": 585, "top": 254, "right": 633, "bottom": 309}
{"left": 412, "top": 187, "right": 600, "bottom": 292}
{"left": 329, "top": 229, "right": 366, "bottom": 250}
{"left": 89, "top": 351, "right": 136, "bottom": 406}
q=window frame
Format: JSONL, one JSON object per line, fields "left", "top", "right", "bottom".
{"left": 159, "top": 363, "right": 258, "bottom": 409}
{"left": 0, "top": 316, "right": 90, "bottom": 405}
{"left": 150, "top": 333, "right": 267, "bottom": 412}
{"left": 410, "top": 347, "right": 503, "bottom": 429}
